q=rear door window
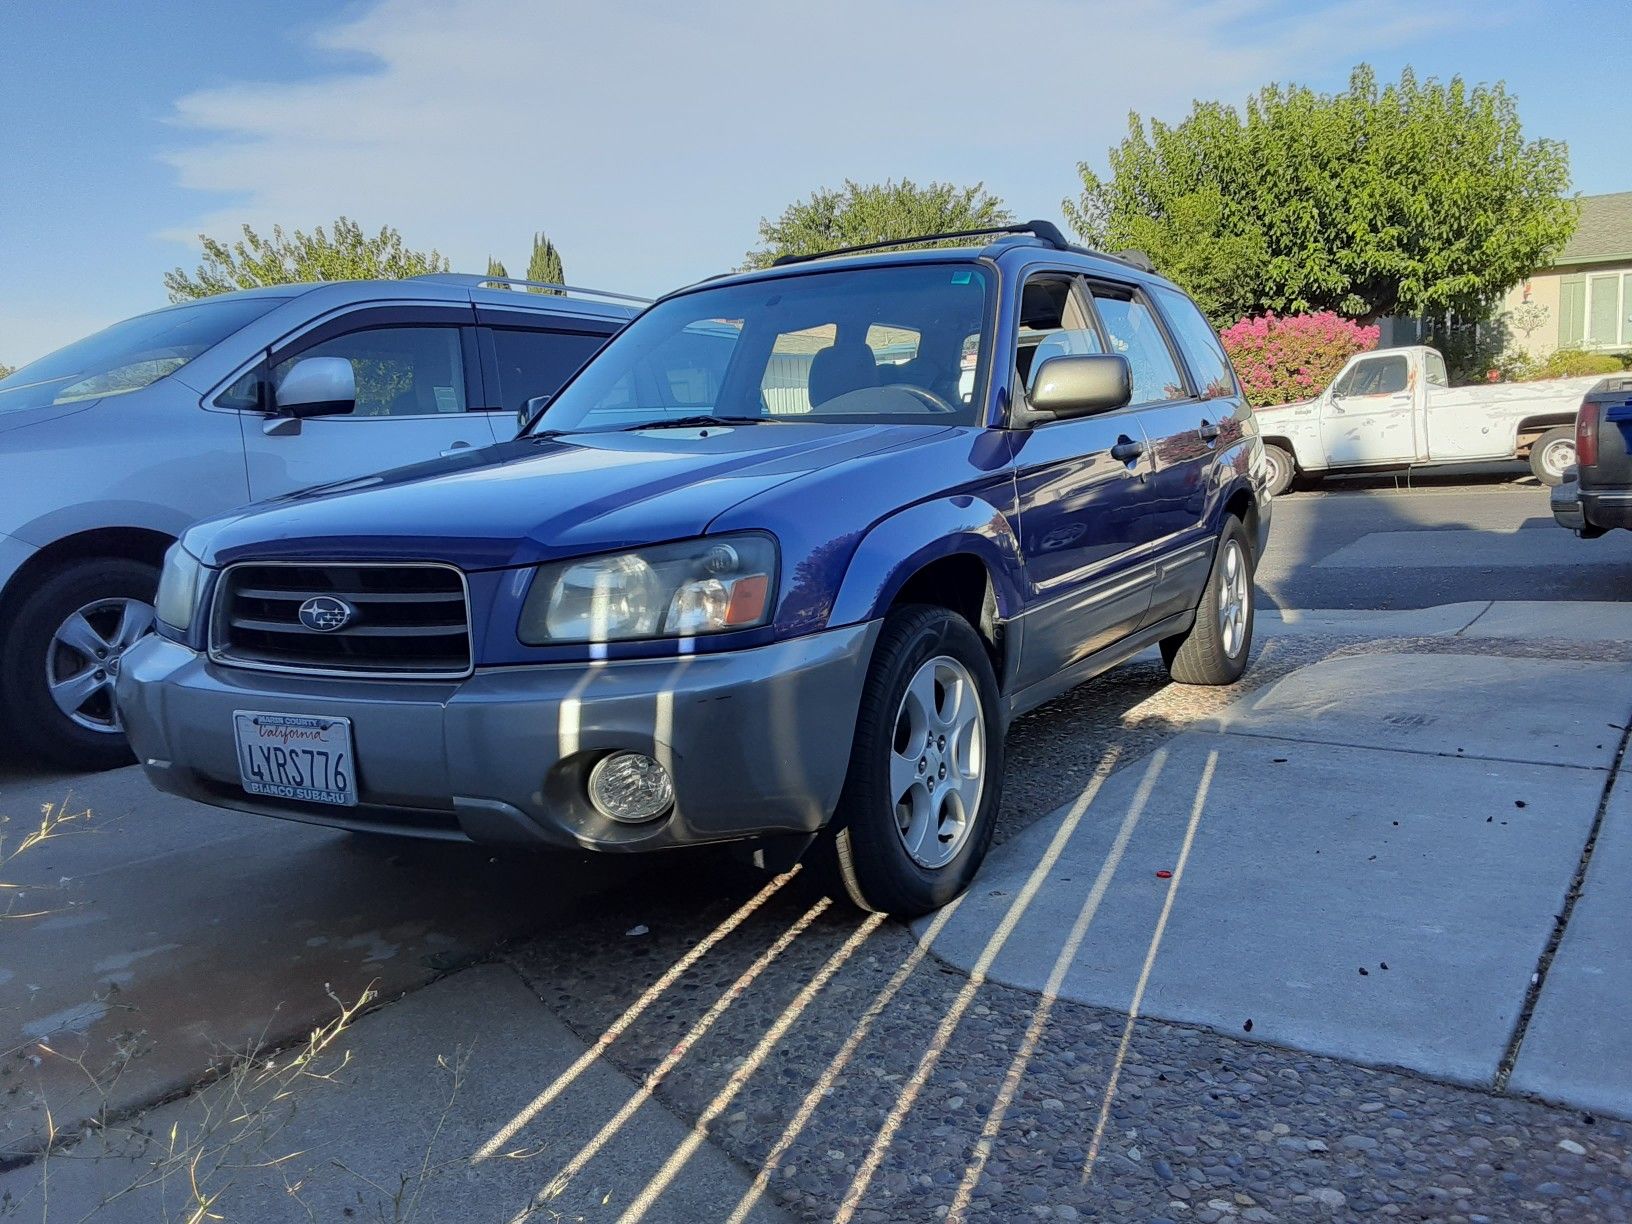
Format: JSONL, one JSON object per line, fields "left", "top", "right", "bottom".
{"left": 1151, "top": 285, "right": 1236, "bottom": 399}
{"left": 1088, "top": 284, "right": 1187, "bottom": 405}
{"left": 489, "top": 328, "right": 608, "bottom": 413}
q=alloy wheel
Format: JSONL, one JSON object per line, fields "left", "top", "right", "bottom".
{"left": 1218, "top": 539, "right": 1250, "bottom": 659}
{"left": 889, "top": 654, "right": 986, "bottom": 869}
{"left": 46, "top": 597, "right": 155, "bottom": 733}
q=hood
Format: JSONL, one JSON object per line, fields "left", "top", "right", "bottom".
{"left": 192, "top": 421, "right": 956, "bottom": 569}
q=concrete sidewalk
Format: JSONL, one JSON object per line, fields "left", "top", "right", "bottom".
{"left": 916, "top": 650, "right": 1632, "bottom": 1115}
{"left": 0, "top": 963, "right": 790, "bottom": 1222}
{"left": 1255, "top": 598, "right": 1632, "bottom": 642}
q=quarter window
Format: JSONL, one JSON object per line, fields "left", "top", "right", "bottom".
{"left": 1089, "top": 285, "right": 1187, "bottom": 404}
{"left": 273, "top": 326, "right": 467, "bottom": 418}
{"left": 1151, "top": 285, "right": 1236, "bottom": 399}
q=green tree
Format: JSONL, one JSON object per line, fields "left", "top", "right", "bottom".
{"left": 745, "top": 178, "right": 1013, "bottom": 269}
{"left": 485, "top": 256, "right": 512, "bottom": 289}
{"left": 526, "top": 232, "right": 565, "bottom": 294}
{"left": 0, "top": 362, "right": 14, "bottom": 381}
{"left": 164, "top": 216, "right": 450, "bottom": 302}
{"left": 1065, "top": 65, "right": 1576, "bottom": 323}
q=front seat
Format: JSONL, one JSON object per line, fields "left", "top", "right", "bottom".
{"left": 808, "top": 341, "right": 880, "bottom": 408}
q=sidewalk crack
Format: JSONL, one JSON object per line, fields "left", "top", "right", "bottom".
{"left": 1495, "top": 716, "right": 1632, "bottom": 1090}
{"left": 1453, "top": 600, "right": 1496, "bottom": 637}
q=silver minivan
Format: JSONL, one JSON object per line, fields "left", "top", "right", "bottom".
{"left": 0, "top": 275, "right": 640, "bottom": 767}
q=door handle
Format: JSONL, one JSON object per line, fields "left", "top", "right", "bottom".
{"left": 1110, "top": 436, "right": 1145, "bottom": 464}
{"left": 1199, "top": 420, "right": 1222, "bottom": 443}
{"left": 440, "top": 441, "right": 473, "bottom": 457}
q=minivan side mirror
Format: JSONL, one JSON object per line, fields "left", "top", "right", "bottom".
{"left": 1025, "top": 353, "right": 1132, "bottom": 422}
{"left": 274, "top": 357, "right": 356, "bottom": 418}
{"left": 518, "top": 393, "right": 551, "bottom": 433}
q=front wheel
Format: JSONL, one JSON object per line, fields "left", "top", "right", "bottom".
{"left": 1160, "top": 517, "right": 1255, "bottom": 686}
{"left": 0, "top": 558, "right": 159, "bottom": 770}
{"left": 816, "top": 605, "right": 1003, "bottom": 917}
{"left": 1529, "top": 426, "right": 1576, "bottom": 487}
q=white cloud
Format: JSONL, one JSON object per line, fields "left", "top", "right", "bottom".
{"left": 161, "top": 0, "right": 1466, "bottom": 299}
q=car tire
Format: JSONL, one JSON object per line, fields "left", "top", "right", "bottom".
{"left": 0, "top": 557, "right": 159, "bottom": 770}
{"left": 1530, "top": 426, "right": 1576, "bottom": 487}
{"left": 816, "top": 604, "right": 1004, "bottom": 917}
{"left": 1262, "top": 444, "right": 1296, "bottom": 497}
{"left": 1160, "top": 516, "right": 1255, "bottom": 686}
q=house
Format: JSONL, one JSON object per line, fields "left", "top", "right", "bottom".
{"left": 1504, "top": 191, "right": 1632, "bottom": 359}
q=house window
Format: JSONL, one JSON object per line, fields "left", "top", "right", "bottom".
{"left": 1566, "top": 273, "right": 1632, "bottom": 351}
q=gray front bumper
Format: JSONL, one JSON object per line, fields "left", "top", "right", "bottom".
{"left": 118, "top": 623, "right": 879, "bottom": 852}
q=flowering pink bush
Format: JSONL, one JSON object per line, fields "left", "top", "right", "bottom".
{"left": 1219, "top": 313, "right": 1380, "bottom": 407}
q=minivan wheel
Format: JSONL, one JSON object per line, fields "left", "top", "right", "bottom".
{"left": 1529, "top": 426, "right": 1575, "bottom": 487}
{"left": 818, "top": 605, "right": 1003, "bottom": 917}
{"left": 1, "top": 558, "right": 159, "bottom": 770}
{"left": 1160, "top": 516, "right": 1255, "bottom": 686}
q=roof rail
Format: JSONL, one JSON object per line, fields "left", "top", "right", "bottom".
{"left": 411, "top": 273, "right": 652, "bottom": 304}
{"left": 764, "top": 219, "right": 1159, "bottom": 275}
{"left": 769, "top": 218, "right": 1073, "bottom": 267}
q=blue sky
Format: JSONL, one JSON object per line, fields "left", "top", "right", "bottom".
{"left": 2, "top": 0, "right": 1628, "bottom": 366}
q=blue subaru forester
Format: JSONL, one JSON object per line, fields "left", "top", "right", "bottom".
{"left": 119, "top": 221, "right": 1270, "bottom": 916}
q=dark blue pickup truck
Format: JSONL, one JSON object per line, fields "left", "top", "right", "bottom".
{"left": 1553, "top": 377, "right": 1632, "bottom": 538}
{"left": 118, "top": 221, "right": 1271, "bottom": 916}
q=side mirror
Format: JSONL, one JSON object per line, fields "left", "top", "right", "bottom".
{"left": 274, "top": 357, "right": 355, "bottom": 418}
{"left": 518, "top": 393, "right": 551, "bottom": 433}
{"left": 1026, "top": 353, "right": 1131, "bottom": 422}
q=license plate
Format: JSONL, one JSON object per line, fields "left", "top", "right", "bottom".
{"left": 233, "top": 711, "right": 357, "bottom": 807}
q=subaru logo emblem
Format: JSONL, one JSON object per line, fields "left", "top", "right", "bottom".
{"left": 298, "top": 595, "right": 355, "bottom": 633}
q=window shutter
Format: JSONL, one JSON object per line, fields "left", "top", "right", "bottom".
{"left": 1558, "top": 275, "right": 1585, "bottom": 348}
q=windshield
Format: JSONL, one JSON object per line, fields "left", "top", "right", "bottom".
{"left": 534, "top": 262, "right": 993, "bottom": 433}
{"left": 0, "top": 296, "right": 281, "bottom": 414}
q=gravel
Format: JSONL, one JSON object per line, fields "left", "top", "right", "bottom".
{"left": 503, "top": 632, "right": 1632, "bottom": 1222}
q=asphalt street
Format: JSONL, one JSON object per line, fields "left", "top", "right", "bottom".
{"left": 1260, "top": 466, "right": 1632, "bottom": 609}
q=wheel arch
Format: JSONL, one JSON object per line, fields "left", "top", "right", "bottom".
{"left": 1514, "top": 415, "right": 1577, "bottom": 455}
{"left": 1217, "top": 479, "right": 1264, "bottom": 561}
{"left": 827, "top": 498, "right": 1024, "bottom": 689}
{"left": 0, "top": 527, "right": 173, "bottom": 631}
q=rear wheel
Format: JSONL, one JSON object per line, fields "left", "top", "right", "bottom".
{"left": 1160, "top": 516, "right": 1254, "bottom": 686}
{"left": 0, "top": 558, "right": 158, "bottom": 770}
{"left": 815, "top": 605, "right": 1003, "bottom": 917}
{"left": 1530, "top": 426, "right": 1576, "bottom": 487}
{"left": 1262, "top": 444, "right": 1296, "bottom": 497}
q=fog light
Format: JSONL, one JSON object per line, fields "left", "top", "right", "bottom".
{"left": 587, "top": 752, "right": 674, "bottom": 823}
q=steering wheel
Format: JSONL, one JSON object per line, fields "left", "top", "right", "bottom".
{"left": 894, "top": 383, "right": 960, "bottom": 415}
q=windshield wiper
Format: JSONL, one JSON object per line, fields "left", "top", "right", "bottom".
{"left": 620, "top": 415, "right": 768, "bottom": 431}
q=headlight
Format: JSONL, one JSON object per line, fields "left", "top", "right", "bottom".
{"left": 155, "top": 544, "right": 205, "bottom": 632}
{"left": 518, "top": 534, "right": 777, "bottom": 645}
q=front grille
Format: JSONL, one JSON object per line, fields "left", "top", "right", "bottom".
{"left": 212, "top": 563, "right": 472, "bottom": 678}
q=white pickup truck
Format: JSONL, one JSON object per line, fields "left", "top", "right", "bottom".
{"left": 1254, "top": 345, "right": 1603, "bottom": 493}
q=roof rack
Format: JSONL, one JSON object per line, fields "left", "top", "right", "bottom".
{"left": 411, "top": 273, "right": 652, "bottom": 304}
{"left": 766, "top": 219, "right": 1158, "bottom": 274}
{"left": 769, "top": 219, "right": 1072, "bottom": 267}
